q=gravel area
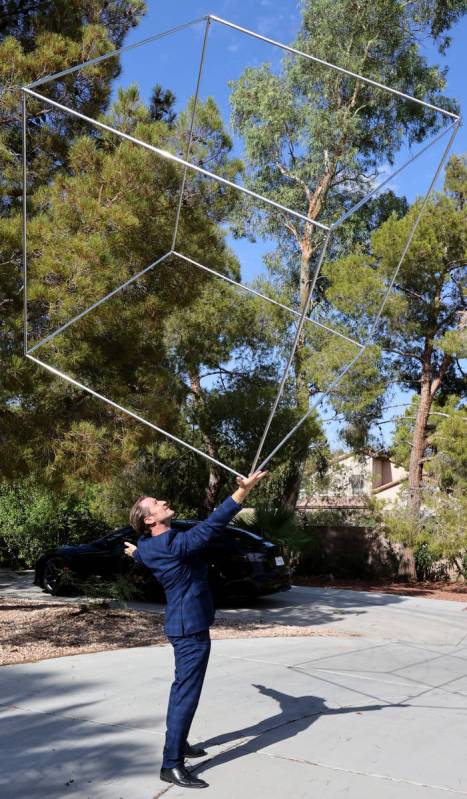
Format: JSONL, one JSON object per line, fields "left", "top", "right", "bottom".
{"left": 0, "top": 598, "right": 361, "bottom": 666}
{"left": 293, "top": 575, "right": 467, "bottom": 602}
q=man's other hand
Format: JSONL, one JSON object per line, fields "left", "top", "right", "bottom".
{"left": 123, "top": 541, "right": 137, "bottom": 557}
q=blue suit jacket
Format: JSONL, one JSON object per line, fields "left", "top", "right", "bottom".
{"left": 133, "top": 495, "right": 243, "bottom": 635}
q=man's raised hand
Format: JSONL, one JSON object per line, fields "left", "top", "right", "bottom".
{"left": 232, "top": 469, "right": 268, "bottom": 503}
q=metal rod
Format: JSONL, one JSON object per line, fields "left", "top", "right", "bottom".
{"left": 209, "top": 15, "right": 460, "bottom": 121}
{"left": 173, "top": 250, "right": 363, "bottom": 348}
{"left": 332, "top": 121, "right": 457, "bottom": 229}
{"left": 26, "top": 17, "right": 209, "bottom": 89}
{"left": 249, "top": 230, "right": 332, "bottom": 473}
{"left": 27, "top": 252, "right": 171, "bottom": 356}
{"left": 172, "top": 18, "right": 211, "bottom": 251}
{"left": 22, "top": 88, "right": 330, "bottom": 231}
{"left": 25, "top": 10, "right": 459, "bottom": 121}
{"left": 255, "top": 120, "right": 460, "bottom": 471}
{"left": 21, "top": 91, "right": 28, "bottom": 355}
{"left": 26, "top": 353, "right": 246, "bottom": 478}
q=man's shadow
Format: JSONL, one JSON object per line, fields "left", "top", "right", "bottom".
{"left": 191, "top": 683, "right": 404, "bottom": 774}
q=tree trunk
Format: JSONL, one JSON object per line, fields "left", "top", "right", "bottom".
{"left": 198, "top": 464, "right": 222, "bottom": 518}
{"left": 399, "top": 353, "right": 432, "bottom": 581}
{"left": 407, "top": 360, "right": 432, "bottom": 516}
{"left": 277, "top": 150, "right": 338, "bottom": 512}
{"left": 189, "top": 372, "right": 222, "bottom": 517}
{"left": 397, "top": 546, "right": 417, "bottom": 582}
{"left": 281, "top": 456, "right": 307, "bottom": 513}
{"left": 279, "top": 237, "right": 319, "bottom": 512}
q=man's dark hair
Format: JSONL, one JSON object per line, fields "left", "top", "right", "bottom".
{"left": 129, "top": 495, "right": 152, "bottom": 537}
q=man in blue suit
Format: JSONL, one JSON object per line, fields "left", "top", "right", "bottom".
{"left": 124, "top": 469, "right": 267, "bottom": 788}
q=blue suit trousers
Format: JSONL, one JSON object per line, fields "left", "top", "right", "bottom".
{"left": 162, "top": 628, "right": 211, "bottom": 769}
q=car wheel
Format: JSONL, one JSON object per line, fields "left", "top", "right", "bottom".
{"left": 41, "top": 556, "right": 71, "bottom": 595}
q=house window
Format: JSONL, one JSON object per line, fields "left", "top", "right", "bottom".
{"left": 373, "top": 457, "right": 392, "bottom": 488}
{"left": 350, "top": 475, "right": 365, "bottom": 495}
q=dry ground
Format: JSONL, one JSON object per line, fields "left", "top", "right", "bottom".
{"left": 3, "top": 577, "right": 466, "bottom": 666}
{"left": 293, "top": 575, "right": 467, "bottom": 602}
{"left": 0, "top": 598, "right": 360, "bottom": 666}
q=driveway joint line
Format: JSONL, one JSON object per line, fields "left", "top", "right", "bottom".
{"left": 304, "top": 668, "right": 421, "bottom": 688}
{"left": 258, "top": 751, "right": 467, "bottom": 795}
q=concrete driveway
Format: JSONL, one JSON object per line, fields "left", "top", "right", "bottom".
{"left": 1, "top": 583, "right": 467, "bottom": 798}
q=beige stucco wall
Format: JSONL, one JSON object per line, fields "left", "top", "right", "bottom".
{"left": 300, "top": 454, "right": 408, "bottom": 509}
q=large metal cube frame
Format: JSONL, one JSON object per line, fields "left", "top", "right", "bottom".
{"left": 21, "top": 14, "right": 461, "bottom": 478}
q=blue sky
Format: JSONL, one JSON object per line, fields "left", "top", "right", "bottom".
{"left": 111, "top": 2, "right": 466, "bottom": 452}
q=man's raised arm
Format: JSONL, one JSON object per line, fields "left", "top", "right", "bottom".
{"left": 173, "top": 470, "right": 268, "bottom": 558}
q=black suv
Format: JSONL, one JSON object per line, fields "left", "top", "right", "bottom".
{"left": 34, "top": 519, "right": 291, "bottom": 602}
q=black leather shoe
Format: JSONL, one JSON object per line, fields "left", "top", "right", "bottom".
{"left": 160, "top": 765, "right": 208, "bottom": 788}
{"left": 184, "top": 741, "right": 208, "bottom": 758}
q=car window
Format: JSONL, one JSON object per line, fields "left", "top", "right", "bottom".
{"left": 172, "top": 520, "right": 269, "bottom": 546}
{"left": 229, "top": 527, "right": 265, "bottom": 542}
{"left": 222, "top": 531, "right": 264, "bottom": 550}
{"left": 95, "top": 528, "right": 136, "bottom": 547}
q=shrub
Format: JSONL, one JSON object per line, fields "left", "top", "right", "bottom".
{"left": 0, "top": 481, "right": 108, "bottom": 568}
{"left": 58, "top": 571, "right": 145, "bottom": 603}
{"left": 414, "top": 540, "right": 450, "bottom": 581}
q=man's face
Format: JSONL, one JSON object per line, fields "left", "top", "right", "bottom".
{"left": 143, "top": 497, "right": 175, "bottom": 528}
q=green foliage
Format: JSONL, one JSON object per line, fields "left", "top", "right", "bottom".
{"left": 383, "top": 488, "right": 467, "bottom": 565}
{"left": 300, "top": 505, "right": 383, "bottom": 529}
{"left": 389, "top": 395, "right": 467, "bottom": 565}
{"left": 414, "top": 540, "right": 449, "bottom": 581}
{"left": 0, "top": 481, "right": 107, "bottom": 567}
{"left": 1, "top": 0, "right": 465, "bottom": 522}
{"left": 392, "top": 397, "right": 466, "bottom": 479}
{"left": 0, "top": 0, "right": 146, "bottom": 213}
{"left": 0, "top": 1, "right": 149, "bottom": 487}
{"left": 227, "top": 0, "right": 464, "bottom": 498}
{"left": 424, "top": 402, "right": 467, "bottom": 492}
{"left": 1, "top": 28, "right": 307, "bottom": 506}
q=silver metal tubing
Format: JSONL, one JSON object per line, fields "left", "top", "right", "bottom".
{"left": 332, "top": 121, "right": 457, "bottom": 229}
{"left": 26, "top": 252, "right": 171, "bottom": 356}
{"left": 21, "top": 91, "right": 28, "bottom": 355}
{"left": 254, "top": 119, "right": 460, "bottom": 472}
{"left": 25, "top": 11, "right": 459, "bottom": 120}
{"left": 173, "top": 250, "right": 363, "bottom": 348}
{"left": 26, "top": 17, "right": 209, "bottom": 89}
{"left": 172, "top": 17, "right": 211, "bottom": 250}
{"left": 209, "top": 15, "right": 460, "bottom": 121}
{"left": 26, "top": 353, "right": 246, "bottom": 478}
{"left": 22, "top": 88, "right": 330, "bottom": 231}
{"left": 249, "top": 230, "right": 332, "bottom": 473}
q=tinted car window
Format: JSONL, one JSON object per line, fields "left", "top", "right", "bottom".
{"left": 172, "top": 521, "right": 269, "bottom": 550}
{"left": 94, "top": 522, "right": 268, "bottom": 550}
{"left": 95, "top": 527, "right": 135, "bottom": 547}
